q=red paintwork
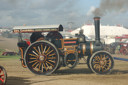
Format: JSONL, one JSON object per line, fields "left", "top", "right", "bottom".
{"left": 115, "top": 35, "right": 128, "bottom": 40}
{"left": 24, "top": 39, "right": 31, "bottom": 45}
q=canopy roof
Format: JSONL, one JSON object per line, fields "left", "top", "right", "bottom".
{"left": 13, "top": 24, "right": 63, "bottom": 33}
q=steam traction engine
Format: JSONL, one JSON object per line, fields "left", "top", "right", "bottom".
{"left": 13, "top": 17, "right": 114, "bottom": 75}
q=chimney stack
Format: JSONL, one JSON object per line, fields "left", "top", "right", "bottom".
{"left": 94, "top": 17, "right": 101, "bottom": 45}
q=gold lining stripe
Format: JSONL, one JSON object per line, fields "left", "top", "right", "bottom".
{"left": 90, "top": 42, "right": 93, "bottom": 55}
{"left": 82, "top": 44, "right": 86, "bottom": 55}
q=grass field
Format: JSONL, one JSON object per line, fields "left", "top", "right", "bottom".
{"left": 0, "top": 48, "right": 19, "bottom": 60}
{"left": 0, "top": 54, "right": 19, "bottom": 60}
{"left": 0, "top": 36, "right": 20, "bottom": 60}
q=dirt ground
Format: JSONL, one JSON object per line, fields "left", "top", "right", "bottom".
{"left": 0, "top": 54, "right": 127, "bottom": 85}
{"left": 0, "top": 37, "right": 18, "bottom": 51}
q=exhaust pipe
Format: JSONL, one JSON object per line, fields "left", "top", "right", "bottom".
{"left": 94, "top": 17, "right": 101, "bottom": 46}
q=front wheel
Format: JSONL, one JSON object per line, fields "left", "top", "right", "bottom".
{"left": 89, "top": 51, "right": 114, "bottom": 74}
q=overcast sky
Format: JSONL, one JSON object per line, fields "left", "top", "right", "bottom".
{"left": 0, "top": 0, "right": 128, "bottom": 28}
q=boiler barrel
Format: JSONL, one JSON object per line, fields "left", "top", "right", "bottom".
{"left": 79, "top": 41, "right": 103, "bottom": 56}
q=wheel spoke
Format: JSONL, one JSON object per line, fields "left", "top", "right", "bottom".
{"left": 29, "top": 57, "right": 37, "bottom": 59}
{"left": 35, "top": 63, "right": 39, "bottom": 68}
{"left": 105, "top": 56, "right": 109, "bottom": 59}
{"left": 29, "top": 53, "right": 38, "bottom": 58}
{"left": 93, "top": 64, "right": 99, "bottom": 69}
{"left": 101, "top": 66, "right": 104, "bottom": 72}
{"left": 46, "top": 50, "right": 53, "bottom": 55}
{"left": 29, "top": 60, "right": 38, "bottom": 64}
{"left": 32, "top": 51, "right": 38, "bottom": 56}
{"left": 41, "top": 44, "right": 43, "bottom": 54}
{"left": 94, "top": 56, "right": 100, "bottom": 61}
{"left": 100, "top": 55, "right": 103, "bottom": 60}
{"left": 38, "top": 63, "right": 41, "bottom": 71}
{"left": 46, "top": 63, "right": 50, "bottom": 69}
{"left": 93, "top": 61, "right": 100, "bottom": 64}
{"left": 93, "top": 64, "right": 97, "bottom": 69}
{"left": 43, "top": 46, "right": 47, "bottom": 54}
{"left": 46, "top": 61, "right": 54, "bottom": 67}
{"left": 45, "top": 47, "right": 50, "bottom": 54}
{"left": 38, "top": 46, "right": 41, "bottom": 55}
{"left": 33, "top": 47, "right": 40, "bottom": 55}
{"left": 98, "top": 66, "right": 101, "bottom": 72}
{"left": 102, "top": 55, "right": 106, "bottom": 60}
{"left": 47, "top": 57, "right": 56, "bottom": 60}
{"left": 107, "top": 59, "right": 111, "bottom": 63}
{"left": 49, "top": 53, "right": 55, "bottom": 56}
{"left": 41, "top": 64, "right": 44, "bottom": 72}
{"left": 42, "top": 62, "right": 47, "bottom": 71}
{"left": 48, "top": 60, "right": 55, "bottom": 63}
{"left": 32, "top": 61, "right": 38, "bottom": 67}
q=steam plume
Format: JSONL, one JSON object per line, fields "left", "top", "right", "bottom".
{"left": 93, "top": 0, "right": 128, "bottom": 16}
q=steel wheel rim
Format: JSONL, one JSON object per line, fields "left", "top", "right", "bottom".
{"left": 90, "top": 51, "right": 114, "bottom": 74}
{"left": 0, "top": 66, "right": 7, "bottom": 85}
{"left": 25, "top": 41, "right": 59, "bottom": 75}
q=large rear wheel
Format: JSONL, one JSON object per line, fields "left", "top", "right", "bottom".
{"left": 89, "top": 51, "right": 114, "bottom": 74}
{"left": 24, "top": 40, "right": 60, "bottom": 75}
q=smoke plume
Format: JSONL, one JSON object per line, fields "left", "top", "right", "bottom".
{"left": 93, "top": 0, "right": 128, "bottom": 16}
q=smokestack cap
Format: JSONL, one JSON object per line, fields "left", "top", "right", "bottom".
{"left": 94, "top": 17, "right": 100, "bottom": 20}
